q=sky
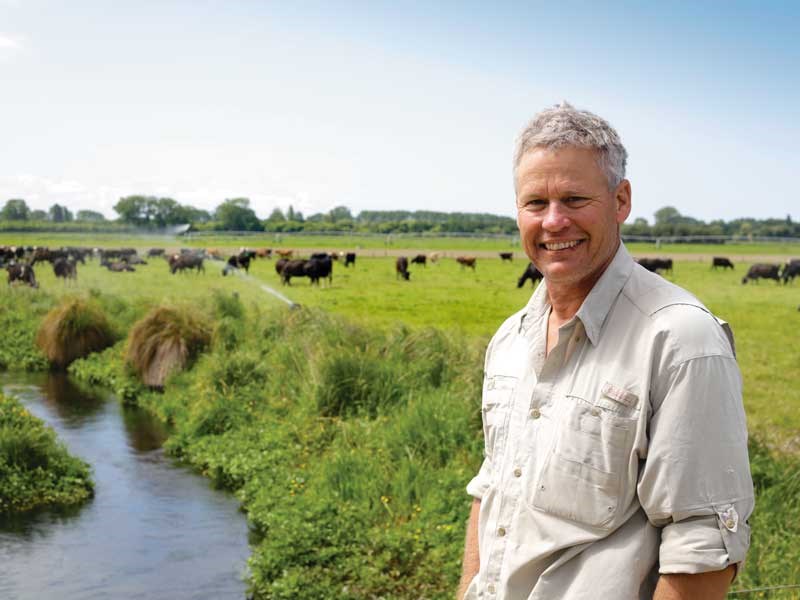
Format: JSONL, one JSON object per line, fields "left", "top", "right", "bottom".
{"left": 0, "top": 1, "right": 798, "bottom": 223}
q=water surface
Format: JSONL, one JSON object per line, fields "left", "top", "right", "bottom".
{"left": 0, "top": 372, "right": 251, "bottom": 600}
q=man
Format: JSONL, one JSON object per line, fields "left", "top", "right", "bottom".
{"left": 459, "top": 103, "right": 753, "bottom": 599}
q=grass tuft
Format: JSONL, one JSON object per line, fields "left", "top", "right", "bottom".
{"left": 35, "top": 297, "right": 116, "bottom": 368}
{"left": 126, "top": 305, "right": 211, "bottom": 388}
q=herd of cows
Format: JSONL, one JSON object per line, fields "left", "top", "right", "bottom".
{"left": 2, "top": 245, "right": 799, "bottom": 292}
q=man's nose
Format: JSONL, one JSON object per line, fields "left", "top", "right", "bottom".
{"left": 542, "top": 201, "right": 571, "bottom": 231}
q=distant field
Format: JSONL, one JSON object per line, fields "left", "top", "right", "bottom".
{"left": 2, "top": 232, "right": 799, "bottom": 257}
{"left": 6, "top": 249, "right": 798, "bottom": 450}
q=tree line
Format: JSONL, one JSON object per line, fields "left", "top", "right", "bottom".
{"left": 1, "top": 197, "right": 797, "bottom": 238}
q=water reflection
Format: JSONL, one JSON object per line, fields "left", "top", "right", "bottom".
{"left": 40, "top": 372, "right": 105, "bottom": 425}
{"left": 0, "top": 372, "right": 250, "bottom": 600}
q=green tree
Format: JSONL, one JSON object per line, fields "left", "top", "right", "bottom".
{"left": 653, "top": 206, "right": 681, "bottom": 225}
{"left": 0, "top": 199, "right": 30, "bottom": 221}
{"left": 113, "top": 195, "right": 150, "bottom": 225}
{"left": 328, "top": 206, "right": 353, "bottom": 222}
{"left": 214, "top": 198, "right": 264, "bottom": 231}
{"left": 76, "top": 210, "right": 107, "bottom": 222}
{"left": 48, "top": 204, "right": 74, "bottom": 223}
{"left": 30, "top": 209, "right": 48, "bottom": 221}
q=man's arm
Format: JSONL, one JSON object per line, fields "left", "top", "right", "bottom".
{"left": 653, "top": 566, "right": 735, "bottom": 600}
{"left": 457, "top": 498, "right": 481, "bottom": 600}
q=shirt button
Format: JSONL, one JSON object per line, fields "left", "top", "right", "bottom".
{"left": 487, "top": 583, "right": 496, "bottom": 594}
{"left": 590, "top": 408, "right": 600, "bottom": 417}
{"left": 497, "top": 527, "right": 506, "bottom": 537}
{"left": 530, "top": 408, "right": 541, "bottom": 419}
{"left": 726, "top": 519, "right": 735, "bottom": 529}
{"left": 513, "top": 468, "right": 522, "bottom": 478}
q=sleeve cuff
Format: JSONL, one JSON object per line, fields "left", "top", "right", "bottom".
{"left": 466, "top": 457, "right": 492, "bottom": 500}
{"left": 659, "top": 502, "right": 752, "bottom": 574}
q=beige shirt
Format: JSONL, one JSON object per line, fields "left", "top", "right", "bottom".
{"left": 466, "top": 244, "right": 753, "bottom": 600}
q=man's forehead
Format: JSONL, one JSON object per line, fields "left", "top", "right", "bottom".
{"left": 515, "top": 146, "right": 606, "bottom": 190}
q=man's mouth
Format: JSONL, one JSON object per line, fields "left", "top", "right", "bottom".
{"left": 539, "top": 239, "right": 584, "bottom": 251}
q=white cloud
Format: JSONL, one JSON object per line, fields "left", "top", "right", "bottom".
{"left": 0, "top": 34, "right": 21, "bottom": 50}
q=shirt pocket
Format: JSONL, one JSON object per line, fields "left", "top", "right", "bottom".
{"left": 530, "top": 395, "right": 636, "bottom": 529}
{"left": 483, "top": 374, "right": 517, "bottom": 471}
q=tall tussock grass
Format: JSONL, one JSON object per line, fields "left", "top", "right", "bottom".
{"left": 126, "top": 306, "right": 211, "bottom": 388}
{"left": 35, "top": 297, "right": 116, "bottom": 368}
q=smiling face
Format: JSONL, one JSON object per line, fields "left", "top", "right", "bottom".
{"left": 515, "top": 146, "right": 631, "bottom": 292}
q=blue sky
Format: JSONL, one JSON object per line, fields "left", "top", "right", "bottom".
{"left": 1, "top": 1, "right": 797, "bottom": 223}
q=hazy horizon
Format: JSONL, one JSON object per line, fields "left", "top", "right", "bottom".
{"left": 2, "top": 2, "right": 797, "bottom": 224}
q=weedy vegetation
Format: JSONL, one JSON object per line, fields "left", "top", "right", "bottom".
{"left": 0, "top": 392, "right": 94, "bottom": 513}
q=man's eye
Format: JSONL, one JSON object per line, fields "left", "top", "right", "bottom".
{"left": 565, "top": 196, "right": 590, "bottom": 207}
{"left": 525, "top": 199, "right": 547, "bottom": 210}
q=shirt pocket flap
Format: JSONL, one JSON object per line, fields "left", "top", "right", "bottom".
{"left": 601, "top": 382, "right": 639, "bottom": 409}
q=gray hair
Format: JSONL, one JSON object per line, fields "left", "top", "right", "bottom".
{"left": 513, "top": 101, "right": 628, "bottom": 190}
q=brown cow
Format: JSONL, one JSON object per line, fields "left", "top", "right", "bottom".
{"left": 396, "top": 257, "right": 411, "bottom": 280}
{"left": 456, "top": 256, "right": 476, "bottom": 270}
{"left": 499, "top": 252, "right": 514, "bottom": 262}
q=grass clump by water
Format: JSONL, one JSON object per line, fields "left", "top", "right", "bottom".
{"left": 0, "top": 392, "right": 94, "bottom": 513}
{"left": 35, "top": 297, "right": 116, "bottom": 369}
{"left": 126, "top": 306, "right": 211, "bottom": 388}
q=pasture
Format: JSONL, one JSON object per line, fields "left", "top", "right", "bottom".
{"left": 4, "top": 243, "right": 799, "bottom": 448}
{"left": 2, "top": 230, "right": 799, "bottom": 256}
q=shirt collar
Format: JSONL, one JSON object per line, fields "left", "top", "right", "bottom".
{"left": 518, "top": 243, "right": 635, "bottom": 345}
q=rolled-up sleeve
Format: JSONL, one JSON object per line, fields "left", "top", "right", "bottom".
{"left": 638, "top": 353, "right": 754, "bottom": 574}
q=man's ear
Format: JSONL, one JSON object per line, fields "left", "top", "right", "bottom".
{"left": 615, "top": 179, "right": 632, "bottom": 224}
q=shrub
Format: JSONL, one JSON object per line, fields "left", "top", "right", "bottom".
{"left": 35, "top": 297, "right": 116, "bottom": 368}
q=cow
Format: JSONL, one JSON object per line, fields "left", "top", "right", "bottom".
{"left": 428, "top": 252, "right": 441, "bottom": 264}
{"left": 396, "top": 256, "right": 411, "bottom": 280}
{"left": 279, "top": 259, "right": 309, "bottom": 285}
{"left": 256, "top": 248, "right": 273, "bottom": 259}
{"left": 499, "top": 252, "right": 514, "bottom": 262}
{"left": 517, "top": 263, "right": 543, "bottom": 288}
{"left": 170, "top": 253, "right": 205, "bottom": 274}
{"left": 7, "top": 263, "right": 38, "bottom": 288}
{"left": 305, "top": 255, "right": 333, "bottom": 285}
{"left": 344, "top": 252, "right": 356, "bottom": 268}
{"left": 147, "top": 248, "right": 165, "bottom": 257}
{"left": 411, "top": 254, "right": 427, "bottom": 267}
{"left": 105, "top": 261, "right": 136, "bottom": 272}
{"left": 741, "top": 263, "right": 781, "bottom": 284}
{"left": 53, "top": 257, "right": 77, "bottom": 281}
{"left": 782, "top": 259, "right": 800, "bottom": 284}
{"left": 711, "top": 257, "right": 734, "bottom": 270}
{"left": 223, "top": 251, "right": 253, "bottom": 275}
{"left": 275, "top": 249, "right": 294, "bottom": 259}
{"left": 637, "top": 257, "right": 672, "bottom": 274}
{"left": 100, "top": 248, "right": 137, "bottom": 263}
{"left": 456, "top": 256, "right": 477, "bottom": 270}
{"left": 275, "top": 258, "right": 289, "bottom": 276}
